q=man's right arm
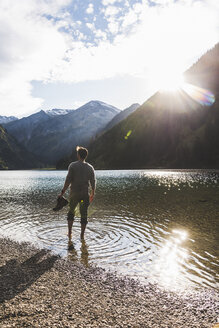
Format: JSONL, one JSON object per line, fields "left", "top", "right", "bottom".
{"left": 58, "top": 164, "right": 73, "bottom": 197}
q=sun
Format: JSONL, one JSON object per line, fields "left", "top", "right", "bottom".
{"left": 149, "top": 65, "right": 185, "bottom": 93}
{"left": 156, "top": 72, "right": 185, "bottom": 92}
{"left": 160, "top": 73, "right": 185, "bottom": 92}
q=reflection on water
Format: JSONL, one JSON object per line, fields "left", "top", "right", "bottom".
{"left": 68, "top": 240, "right": 89, "bottom": 266}
{"left": 0, "top": 169, "right": 218, "bottom": 291}
{"left": 152, "top": 229, "right": 189, "bottom": 288}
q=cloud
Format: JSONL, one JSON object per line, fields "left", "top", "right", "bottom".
{"left": 151, "top": 0, "right": 175, "bottom": 4}
{"left": 71, "top": 100, "right": 85, "bottom": 109}
{"left": 104, "top": 5, "right": 120, "bottom": 17}
{"left": 95, "top": 29, "right": 107, "bottom": 40}
{"left": 0, "top": 0, "right": 218, "bottom": 116}
{"left": 108, "top": 21, "right": 119, "bottom": 34}
{"left": 0, "top": 79, "right": 43, "bottom": 118}
{"left": 121, "top": 9, "right": 138, "bottom": 28}
{"left": 102, "top": 0, "right": 121, "bottom": 6}
{"left": 86, "top": 3, "right": 94, "bottom": 14}
{"left": 86, "top": 22, "right": 95, "bottom": 31}
{"left": 0, "top": 0, "right": 70, "bottom": 116}
{"left": 54, "top": 0, "right": 218, "bottom": 84}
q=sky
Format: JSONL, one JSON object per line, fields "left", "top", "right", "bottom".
{"left": 0, "top": 0, "right": 218, "bottom": 118}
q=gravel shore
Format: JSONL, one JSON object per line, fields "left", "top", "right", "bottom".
{"left": 0, "top": 237, "right": 218, "bottom": 328}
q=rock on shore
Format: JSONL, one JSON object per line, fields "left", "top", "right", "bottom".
{"left": 0, "top": 237, "right": 218, "bottom": 327}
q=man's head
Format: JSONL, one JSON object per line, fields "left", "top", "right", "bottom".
{"left": 76, "top": 146, "right": 88, "bottom": 161}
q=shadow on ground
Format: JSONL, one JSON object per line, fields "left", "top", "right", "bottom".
{"left": 0, "top": 249, "right": 58, "bottom": 303}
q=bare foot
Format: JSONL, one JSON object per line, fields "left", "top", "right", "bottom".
{"left": 68, "top": 240, "right": 74, "bottom": 250}
{"left": 68, "top": 233, "right": 72, "bottom": 241}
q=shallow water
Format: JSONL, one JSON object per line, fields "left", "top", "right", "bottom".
{"left": 0, "top": 169, "right": 218, "bottom": 291}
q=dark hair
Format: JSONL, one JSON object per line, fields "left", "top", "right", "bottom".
{"left": 76, "top": 146, "right": 88, "bottom": 160}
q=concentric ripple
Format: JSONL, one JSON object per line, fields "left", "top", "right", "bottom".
{"left": 0, "top": 169, "right": 218, "bottom": 291}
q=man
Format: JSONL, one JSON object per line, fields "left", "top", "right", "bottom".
{"left": 59, "top": 146, "right": 96, "bottom": 240}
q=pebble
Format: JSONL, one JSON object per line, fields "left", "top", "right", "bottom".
{"left": 0, "top": 237, "right": 218, "bottom": 327}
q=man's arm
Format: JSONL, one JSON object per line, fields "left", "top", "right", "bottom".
{"left": 58, "top": 165, "right": 73, "bottom": 197}
{"left": 89, "top": 166, "right": 96, "bottom": 203}
{"left": 89, "top": 188, "right": 95, "bottom": 203}
{"left": 58, "top": 179, "right": 70, "bottom": 198}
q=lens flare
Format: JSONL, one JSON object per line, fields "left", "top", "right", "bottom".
{"left": 182, "top": 83, "right": 215, "bottom": 106}
{"left": 124, "top": 130, "right": 132, "bottom": 140}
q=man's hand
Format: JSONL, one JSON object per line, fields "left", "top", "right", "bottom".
{"left": 89, "top": 190, "right": 95, "bottom": 203}
{"left": 58, "top": 189, "right": 65, "bottom": 198}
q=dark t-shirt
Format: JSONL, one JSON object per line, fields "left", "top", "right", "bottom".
{"left": 65, "top": 160, "right": 96, "bottom": 195}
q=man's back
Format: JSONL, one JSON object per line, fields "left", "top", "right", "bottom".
{"left": 59, "top": 146, "right": 96, "bottom": 240}
{"left": 66, "top": 160, "right": 95, "bottom": 194}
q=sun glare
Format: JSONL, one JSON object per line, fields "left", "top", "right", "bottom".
{"left": 159, "top": 73, "right": 185, "bottom": 92}
{"left": 149, "top": 66, "right": 186, "bottom": 93}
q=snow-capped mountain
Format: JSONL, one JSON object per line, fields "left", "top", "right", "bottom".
{"left": 4, "top": 101, "right": 120, "bottom": 164}
{"left": 0, "top": 115, "right": 18, "bottom": 124}
{"left": 45, "top": 108, "right": 73, "bottom": 116}
{"left": 79, "top": 100, "right": 120, "bottom": 111}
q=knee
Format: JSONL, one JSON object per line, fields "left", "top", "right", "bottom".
{"left": 67, "top": 212, "right": 74, "bottom": 221}
{"left": 81, "top": 217, "right": 88, "bottom": 225}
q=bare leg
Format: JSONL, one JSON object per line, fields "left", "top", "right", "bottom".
{"left": 80, "top": 223, "right": 87, "bottom": 240}
{"left": 68, "top": 219, "right": 73, "bottom": 240}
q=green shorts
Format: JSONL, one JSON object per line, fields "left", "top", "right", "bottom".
{"left": 67, "top": 193, "right": 89, "bottom": 224}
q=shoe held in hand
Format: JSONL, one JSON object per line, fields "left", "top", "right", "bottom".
{"left": 53, "top": 196, "right": 68, "bottom": 211}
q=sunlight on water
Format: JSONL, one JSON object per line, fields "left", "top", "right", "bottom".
{"left": 152, "top": 229, "right": 189, "bottom": 288}
{"left": 0, "top": 169, "right": 218, "bottom": 291}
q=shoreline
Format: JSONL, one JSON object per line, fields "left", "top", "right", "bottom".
{"left": 0, "top": 237, "right": 218, "bottom": 327}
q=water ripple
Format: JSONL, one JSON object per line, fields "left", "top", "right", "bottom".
{"left": 0, "top": 169, "right": 218, "bottom": 291}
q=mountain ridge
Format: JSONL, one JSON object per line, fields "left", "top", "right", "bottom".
{"left": 4, "top": 100, "right": 120, "bottom": 165}
{"left": 102, "top": 103, "right": 140, "bottom": 134}
{"left": 45, "top": 108, "right": 74, "bottom": 116}
{"left": 88, "top": 43, "right": 219, "bottom": 169}
{"left": 0, "top": 116, "right": 18, "bottom": 124}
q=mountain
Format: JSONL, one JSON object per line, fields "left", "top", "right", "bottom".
{"left": 0, "top": 125, "right": 42, "bottom": 169}
{"left": 0, "top": 115, "right": 18, "bottom": 124}
{"left": 3, "top": 110, "right": 50, "bottom": 146}
{"left": 103, "top": 103, "right": 140, "bottom": 133}
{"left": 4, "top": 101, "right": 120, "bottom": 165}
{"left": 45, "top": 108, "right": 73, "bottom": 116}
{"left": 88, "top": 44, "right": 219, "bottom": 169}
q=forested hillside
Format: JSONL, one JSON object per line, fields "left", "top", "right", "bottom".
{"left": 88, "top": 44, "right": 219, "bottom": 169}
{"left": 0, "top": 125, "right": 41, "bottom": 169}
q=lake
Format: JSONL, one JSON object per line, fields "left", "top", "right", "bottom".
{"left": 0, "top": 169, "right": 218, "bottom": 291}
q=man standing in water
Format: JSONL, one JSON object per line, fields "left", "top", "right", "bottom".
{"left": 59, "top": 146, "right": 96, "bottom": 240}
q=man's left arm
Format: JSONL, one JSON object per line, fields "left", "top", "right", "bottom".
{"left": 89, "top": 167, "right": 96, "bottom": 203}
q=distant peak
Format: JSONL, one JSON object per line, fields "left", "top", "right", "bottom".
{"left": 79, "top": 100, "right": 120, "bottom": 112}
{"left": 87, "top": 100, "right": 109, "bottom": 106}
{"left": 129, "top": 103, "right": 140, "bottom": 108}
{"left": 0, "top": 115, "right": 18, "bottom": 124}
{"left": 45, "top": 108, "right": 73, "bottom": 116}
